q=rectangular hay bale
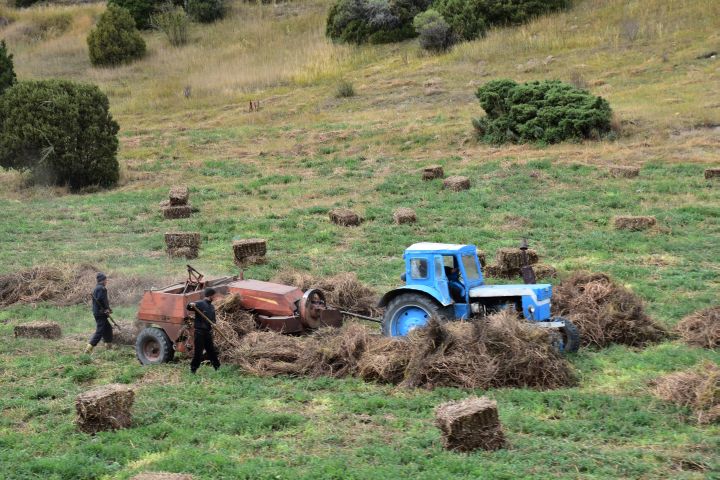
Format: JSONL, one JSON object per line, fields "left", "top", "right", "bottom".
{"left": 393, "top": 208, "right": 417, "bottom": 225}
{"left": 162, "top": 205, "right": 192, "bottom": 219}
{"left": 164, "top": 232, "right": 201, "bottom": 249}
{"left": 76, "top": 384, "right": 134, "bottom": 434}
{"left": 705, "top": 168, "right": 720, "bottom": 179}
{"left": 443, "top": 176, "right": 470, "bottom": 192}
{"left": 329, "top": 208, "right": 361, "bottom": 226}
{"left": 609, "top": 165, "right": 640, "bottom": 178}
{"left": 435, "top": 396, "right": 506, "bottom": 452}
{"left": 495, "top": 248, "right": 539, "bottom": 270}
{"left": 233, "top": 239, "right": 267, "bottom": 259}
{"left": 422, "top": 165, "right": 444, "bottom": 180}
{"left": 14, "top": 321, "right": 62, "bottom": 339}
{"left": 168, "top": 185, "right": 190, "bottom": 205}
{"left": 167, "top": 247, "right": 199, "bottom": 260}
{"left": 613, "top": 215, "right": 656, "bottom": 231}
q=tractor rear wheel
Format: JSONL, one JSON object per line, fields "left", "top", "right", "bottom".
{"left": 382, "top": 293, "right": 444, "bottom": 337}
{"left": 558, "top": 318, "right": 580, "bottom": 353}
{"left": 136, "top": 327, "right": 174, "bottom": 365}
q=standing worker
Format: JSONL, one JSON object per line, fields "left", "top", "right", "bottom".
{"left": 85, "top": 272, "right": 113, "bottom": 354}
{"left": 187, "top": 287, "right": 221, "bottom": 374}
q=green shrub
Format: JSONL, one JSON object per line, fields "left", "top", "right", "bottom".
{"left": 335, "top": 80, "right": 355, "bottom": 98}
{"left": 152, "top": 4, "right": 190, "bottom": 46}
{"left": 472, "top": 79, "right": 613, "bottom": 144}
{"left": 413, "top": 8, "right": 455, "bottom": 52}
{"left": 13, "top": 0, "right": 41, "bottom": 8}
{"left": 87, "top": 5, "right": 146, "bottom": 67}
{"left": 187, "top": 0, "right": 225, "bottom": 23}
{"left": 108, "top": 0, "right": 159, "bottom": 29}
{"left": 0, "top": 40, "right": 16, "bottom": 96}
{"left": 326, "top": 0, "right": 431, "bottom": 44}
{"left": 0, "top": 80, "right": 120, "bottom": 190}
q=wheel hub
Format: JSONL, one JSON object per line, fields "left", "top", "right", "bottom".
{"left": 392, "top": 305, "right": 430, "bottom": 336}
{"left": 142, "top": 339, "right": 161, "bottom": 361}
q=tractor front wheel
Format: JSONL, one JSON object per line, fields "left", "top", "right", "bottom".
{"left": 382, "top": 293, "right": 444, "bottom": 337}
{"left": 136, "top": 327, "right": 175, "bottom": 365}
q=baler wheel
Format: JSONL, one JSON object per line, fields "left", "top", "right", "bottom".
{"left": 136, "top": 327, "right": 175, "bottom": 365}
{"left": 382, "top": 292, "right": 443, "bottom": 337}
{"left": 558, "top": 318, "right": 580, "bottom": 353}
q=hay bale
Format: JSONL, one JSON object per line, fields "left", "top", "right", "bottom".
{"left": 434, "top": 397, "right": 507, "bottom": 452}
{"left": 393, "top": 208, "right": 417, "bottom": 225}
{"left": 232, "top": 239, "right": 267, "bottom": 267}
{"left": 76, "top": 384, "right": 134, "bottom": 434}
{"left": 422, "top": 165, "right": 444, "bottom": 180}
{"left": 609, "top": 165, "right": 640, "bottom": 178}
{"left": 496, "top": 248, "right": 539, "bottom": 270}
{"left": 14, "top": 321, "right": 62, "bottom": 339}
{"left": 443, "top": 176, "right": 470, "bottom": 192}
{"left": 329, "top": 208, "right": 361, "bottom": 226}
{"left": 131, "top": 473, "right": 194, "bottom": 480}
{"left": 167, "top": 247, "right": 198, "bottom": 259}
{"left": 162, "top": 205, "right": 192, "bottom": 219}
{"left": 705, "top": 168, "right": 720, "bottom": 179}
{"left": 533, "top": 264, "right": 557, "bottom": 279}
{"left": 476, "top": 251, "right": 486, "bottom": 267}
{"left": 158, "top": 199, "right": 170, "bottom": 208}
{"left": 675, "top": 306, "right": 720, "bottom": 349}
{"left": 651, "top": 362, "right": 720, "bottom": 424}
{"left": 169, "top": 185, "right": 189, "bottom": 205}
{"left": 613, "top": 216, "right": 656, "bottom": 231}
{"left": 165, "top": 232, "right": 200, "bottom": 249}
{"left": 552, "top": 271, "right": 667, "bottom": 348}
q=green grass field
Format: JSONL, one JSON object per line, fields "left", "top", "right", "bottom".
{"left": 0, "top": 0, "right": 719, "bottom": 478}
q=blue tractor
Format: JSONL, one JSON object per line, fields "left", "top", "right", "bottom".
{"left": 378, "top": 243, "right": 580, "bottom": 352}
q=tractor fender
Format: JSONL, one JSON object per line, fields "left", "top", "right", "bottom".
{"left": 378, "top": 285, "right": 453, "bottom": 308}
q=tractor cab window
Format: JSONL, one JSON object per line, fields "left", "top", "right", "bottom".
{"left": 410, "top": 258, "right": 428, "bottom": 279}
{"left": 443, "top": 255, "right": 461, "bottom": 282}
{"left": 462, "top": 254, "right": 480, "bottom": 280}
{"left": 435, "top": 256, "right": 444, "bottom": 279}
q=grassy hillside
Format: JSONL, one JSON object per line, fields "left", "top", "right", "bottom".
{"left": 0, "top": 0, "right": 719, "bottom": 478}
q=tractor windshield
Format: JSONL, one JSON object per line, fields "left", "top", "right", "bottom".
{"left": 461, "top": 255, "right": 480, "bottom": 280}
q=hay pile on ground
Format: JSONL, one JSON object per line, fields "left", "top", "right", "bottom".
{"left": 434, "top": 397, "right": 507, "bottom": 452}
{"left": 213, "top": 293, "right": 256, "bottom": 355}
{"left": 76, "top": 384, "right": 135, "bottom": 434}
{"left": 422, "top": 165, "right": 444, "bottom": 180}
{"left": 393, "top": 208, "right": 417, "bottom": 225}
{"left": 161, "top": 185, "right": 193, "bottom": 219}
{"left": 609, "top": 165, "right": 640, "bottom": 178}
{"left": 232, "top": 239, "right": 267, "bottom": 267}
{"left": 651, "top": 362, "right": 720, "bottom": 424}
{"left": 675, "top": 306, "right": 719, "bottom": 349}
{"left": 112, "top": 320, "right": 141, "bottom": 346}
{"left": 329, "top": 208, "right": 361, "bottom": 226}
{"left": 613, "top": 216, "right": 656, "bottom": 231}
{"left": 14, "top": 321, "right": 62, "bottom": 339}
{"left": 552, "top": 272, "right": 667, "bottom": 348}
{"left": 705, "top": 168, "right": 720, "bottom": 179}
{"left": 443, "top": 176, "right": 470, "bottom": 191}
{"left": 165, "top": 232, "right": 200, "bottom": 259}
{"left": 131, "top": 473, "right": 194, "bottom": 480}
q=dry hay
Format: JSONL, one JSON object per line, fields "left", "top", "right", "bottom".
{"left": 329, "top": 208, "right": 361, "bottom": 226}
{"left": 609, "top": 165, "right": 640, "bottom": 178}
{"left": 443, "top": 176, "right": 471, "bottom": 192}
{"left": 213, "top": 293, "right": 256, "bottom": 356}
{"left": 167, "top": 247, "right": 198, "bottom": 260}
{"left": 393, "top": 208, "right": 417, "bottom": 225}
{"left": 484, "top": 248, "right": 541, "bottom": 279}
{"left": 533, "top": 264, "right": 557, "bottom": 279}
{"left": 164, "top": 232, "right": 200, "bottom": 249}
{"left": 158, "top": 199, "right": 170, "bottom": 208}
{"left": 14, "top": 321, "right": 62, "bottom": 339}
{"left": 271, "top": 270, "right": 380, "bottom": 316}
{"left": 705, "top": 168, "right": 720, "bottom": 179}
{"left": 162, "top": 205, "right": 192, "bottom": 219}
{"left": 232, "top": 239, "right": 267, "bottom": 267}
{"left": 224, "top": 330, "right": 308, "bottom": 376}
{"left": 422, "top": 165, "right": 444, "bottom": 180}
{"left": 613, "top": 216, "right": 656, "bottom": 231}
{"left": 112, "top": 320, "right": 142, "bottom": 346}
{"left": 131, "top": 473, "right": 194, "bottom": 480}
{"left": 675, "top": 306, "right": 720, "bottom": 349}
{"left": 434, "top": 396, "right": 506, "bottom": 452}
{"left": 651, "top": 362, "right": 720, "bottom": 424}
{"left": 552, "top": 272, "right": 667, "bottom": 348}
{"left": 76, "top": 384, "right": 134, "bottom": 434}
{"left": 168, "top": 185, "right": 189, "bottom": 205}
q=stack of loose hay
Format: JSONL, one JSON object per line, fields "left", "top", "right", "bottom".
{"left": 165, "top": 232, "right": 200, "bottom": 259}
{"left": 443, "top": 176, "right": 471, "bottom": 192}
{"left": 705, "top": 168, "right": 720, "bottom": 179}
{"left": 675, "top": 306, "right": 719, "bottom": 349}
{"left": 76, "top": 384, "right": 135, "bottom": 434}
{"left": 422, "top": 165, "right": 444, "bottom": 180}
{"left": 613, "top": 216, "right": 656, "bottom": 231}
{"left": 651, "top": 362, "right": 719, "bottom": 424}
{"left": 213, "top": 293, "right": 256, "bottom": 355}
{"left": 232, "top": 239, "right": 267, "bottom": 267}
{"left": 483, "top": 248, "right": 555, "bottom": 279}
{"left": 608, "top": 165, "right": 640, "bottom": 178}
{"left": 161, "top": 185, "right": 193, "bottom": 219}
{"left": 329, "top": 208, "right": 361, "bottom": 226}
{"left": 393, "top": 208, "right": 417, "bottom": 225}
{"left": 435, "top": 397, "right": 506, "bottom": 451}
{"left": 14, "top": 321, "right": 62, "bottom": 339}
{"left": 552, "top": 272, "right": 667, "bottom": 347}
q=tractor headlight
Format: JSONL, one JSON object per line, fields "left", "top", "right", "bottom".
{"left": 528, "top": 306, "right": 535, "bottom": 313}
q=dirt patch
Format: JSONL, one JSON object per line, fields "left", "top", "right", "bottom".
{"left": 435, "top": 396, "right": 506, "bottom": 452}
{"left": 14, "top": 321, "right": 62, "bottom": 339}
{"left": 552, "top": 272, "right": 667, "bottom": 348}
{"left": 651, "top": 362, "right": 719, "bottom": 424}
{"left": 76, "top": 384, "right": 134, "bottom": 434}
{"left": 329, "top": 208, "right": 361, "bottom": 226}
{"left": 675, "top": 306, "right": 720, "bottom": 349}
{"left": 613, "top": 216, "right": 656, "bottom": 231}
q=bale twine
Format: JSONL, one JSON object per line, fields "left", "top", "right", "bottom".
{"left": 443, "top": 176, "right": 470, "bottom": 192}
{"left": 613, "top": 216, "right": 656, "bottom": 231}
{"left": 329, "top": 208, "right": 361, "bottom": 226}
{"left": 422, "top": 165, "right": 444, "bottom": 181}
{"left": 131, "top": 473, "right": 194, "bottom": 480}
{"left": 609, "top": 165, "right": 640, "bottom": 178}
{"left": 162, "top": 205, "right": 192, "bottom": 219}
{"left": 705, "top": 168, "right": 720, "bottom": 179}
{"left": 675, "top": 306, "right": 720, "bottom": 349}
{"left": 393, "top": 208, "right": 417, "bottom": 225}
{"left": 233, "top": 239, "right": 267, "bottom": 267}
{"left": 76, "top": 384, "right": 134, "bottom": 434}
{"left": 168, "top": 185, "right": 189, "bottom": 206}
{"left": 14, "top": 321, "right": 62, "bottom": 339}
{"left": 434, "top": 396, "right": 507, "bottom": 452}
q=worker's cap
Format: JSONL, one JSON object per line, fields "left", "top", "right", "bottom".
{"left": 204, "top": 287, "right": 216, "bottom": 297}
{"left": 96, "top": 272, "right": 107, "bottom": 282}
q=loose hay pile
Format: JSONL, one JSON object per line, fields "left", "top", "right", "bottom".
{"left": 213, "top": 293, "right": 256, "bottom": 355}
{"left": 434, "top": 396, "right": 507, "bottom": 452}
{"left": 613, "top": 216, "right": 656, "bottom": 231}
{"left": 76, "top": 384, "right": 135, "bottom": 434}
{"left": 232, "top": 239, "right": 267, "bottom": 267}
{"left": 112, "top": 320, "right": 142, "bottom": 346}
{"left": 329, "top": 208, "right": 361, "bottom": 226}
{"left": 393, "top": 208, "right": 417, "bottom": 225}
{"left": 422, "top": 165, "right": 444, "bottom": 180}
{"left": 609, "top": 165, "right": 640, "bottom": 178}
{"left": 675, "top": 306, "right": 720, "bottom": 349}
{"left": 552, "top": 272, "right": 667, "bottom": 347}
{"left": 651, "top": 362, "right": 720, "bottom": 424}
{"left": 443, "top": 176, "right": 471, "bottom": 192}
{"left": 14, "top": 321, "right": 62, "bottom": 339}
{"left": 165, "top": 232, "right": 200, "bottom": 259}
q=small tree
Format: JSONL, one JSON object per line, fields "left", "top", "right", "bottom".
{"left": 0, "top": 80, "right": 120, "bottom": 190}
{"left": 108, "top": 0, "right": 159, "bottom": 29}
{"left": 413, "top": 9, "right": 456, "bottom": 52}
{"left": 433, "top": 0, "right": 486, "bottom": 41}
{"left": 0, "top": 40, "right": 16, "bottom": 96}
{"left": 187, "top": 0, "right": 225, "bottom": 23}
{"left": 152, "top": 4, "right": 190, "bottom": 46}
{"left": 87, "top": 5, "right": 147, "bottom": 67}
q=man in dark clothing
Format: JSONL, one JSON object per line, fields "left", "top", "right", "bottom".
{"left": 187, "top": 287, "right": 221, "bottom": 374}
{"left": 85, "top": 272, "right": 113, "bottom": 354}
